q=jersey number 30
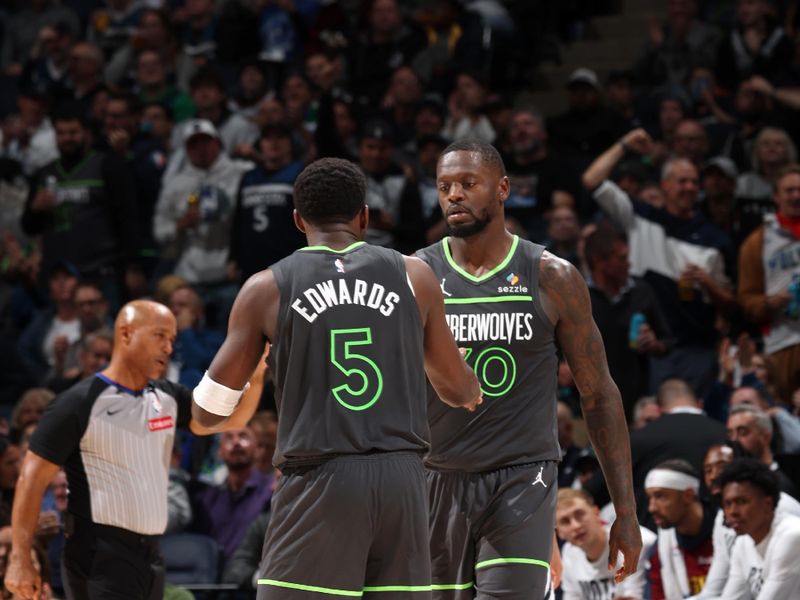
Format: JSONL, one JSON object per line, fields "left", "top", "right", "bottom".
{"left": 463, "top": 347, "right": 517, "bottom": 397}
{"left": 330, "top": 328, "right": 384, "bottom": 411}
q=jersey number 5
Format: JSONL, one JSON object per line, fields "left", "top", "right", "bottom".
{"left": 330, "top": 328, "right": 384, "bottom": 411}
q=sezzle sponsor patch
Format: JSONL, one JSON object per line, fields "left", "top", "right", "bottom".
{"left": 148, "top": 416, "right": 174, "bottom": 431}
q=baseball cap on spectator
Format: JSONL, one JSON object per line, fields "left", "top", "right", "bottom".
{"left": 183, "top": 119, "right": 219, "bottom": 144}
{"left": 359, "top": 119, "right": 396, "bottom": 144}
{"left": 567, "top": 68, "right": 600, "bottom": 91}
{"left": 703, "top": 156, "right": 738, "bottom": 180}
{"left": 49, "top": 260, "right": 80, "bottom": 279}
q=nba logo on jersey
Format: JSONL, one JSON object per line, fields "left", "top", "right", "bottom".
{"left": 334, "top": 258, "right": 345, "bottom": 273}
{"left": 506, "top": 273, "right": 519, "bottom": 285}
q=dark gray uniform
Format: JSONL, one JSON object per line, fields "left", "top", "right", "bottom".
{"left": 257, "top": 242, "right": 431, "bottom": 599}
{"left": 417, "top": 236, "right": 558, "bottom": 600}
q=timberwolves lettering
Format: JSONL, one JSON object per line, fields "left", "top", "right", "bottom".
{"left": 292, "top": 279, "right": 400, "bottom": 323}
{"left": 446, "top": 313, "right": 534, "bottom": 344}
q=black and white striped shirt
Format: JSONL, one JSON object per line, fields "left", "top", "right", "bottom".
{"left": 30, "top": 374, "right": 191, "bottom": 535}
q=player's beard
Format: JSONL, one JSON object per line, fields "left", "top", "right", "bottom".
{"left": 447, "top": 209, "right": 492, "bottom": 238}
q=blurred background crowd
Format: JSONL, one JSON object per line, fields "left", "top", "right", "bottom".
{"left": 0, "top": 0, "right": 799, "bottom": 597}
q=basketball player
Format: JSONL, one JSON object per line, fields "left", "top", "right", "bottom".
{"left": 416, "top": 139, "right": 641, "bottom": 599}
{"left": 192, "top": 157, "right": 482, "bottom": 599}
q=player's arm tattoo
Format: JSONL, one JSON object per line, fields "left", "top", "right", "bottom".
{"left": 540, "top": 256, "right": 637, "bottom": 518}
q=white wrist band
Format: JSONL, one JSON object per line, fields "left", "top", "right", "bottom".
{"left": 193, "top": 371, "right": 246, "bottom": 416}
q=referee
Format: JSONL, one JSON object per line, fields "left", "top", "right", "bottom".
{"left": 6, "top": 300, "right": 264, "bottom": 600}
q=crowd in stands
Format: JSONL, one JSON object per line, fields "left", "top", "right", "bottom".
{"left": 0, "top": 0, "right": 799, "bottom": 597}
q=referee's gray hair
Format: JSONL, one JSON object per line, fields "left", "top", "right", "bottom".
{"left": 730, "top": 403, "right": 773, "bottom": 436}
{"left": 660, "top": 157, "right": 695, "bottom": 182}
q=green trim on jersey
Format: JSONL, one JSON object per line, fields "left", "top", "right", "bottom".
{"left": 444, "top": 295, "right": 532, "bottom": 305}
{"left": 474, "top": 557, "right": 550, "bottom": 571}
{"left": 442, "top": 235, "right": 519, "bottom": 283}
{"left": 257, "top": 579, "right": 470, "bottom": 595}
{"left": 258, "top": 579, "right": 363, "bottom": 596}
{"left": 299, "top": 241, "right": 367, "bottom": 253}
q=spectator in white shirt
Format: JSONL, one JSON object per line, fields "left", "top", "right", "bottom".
{"left": 556, "top": 488, "right": 656, "bottom": 600}
{"left": 709, "top": 458, "right": 800, "bottom": 599}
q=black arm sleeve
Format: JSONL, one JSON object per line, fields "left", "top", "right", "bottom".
{"left": 154, "top": 380, "right": 193, "bottom": 429}
{"left": 28, "top": 378, "right": 98, "bottom": 466}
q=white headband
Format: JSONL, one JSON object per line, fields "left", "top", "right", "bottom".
{"left": 644, "top": 469, "right": 700, "bottom": 493}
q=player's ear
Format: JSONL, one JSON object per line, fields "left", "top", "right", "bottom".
{"left": 498, "top": 176, "right": 510, "bottom": 203}
{"left": 359, "top": 204, "right": 369, "bottom": 231}
{"left": 293, "top": 209, "right": 307, "bottom": 234}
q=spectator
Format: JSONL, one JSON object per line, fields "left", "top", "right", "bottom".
{"left": 408, "top": 133, "right": 448, "bottom": 244}
{"left": 649, "top": 95, "right": 688, "bottom": 167}
{"left": 726, "top": 403, "right": 799, "bottom": 498}
{"left": 1, "top": 0, "right": 79, "bottom": 76}
{"left": 629, "top": 379, "right": 726, "bottom": 526}
{"left": 3, "top": 89, "right": 58, "bottom": 177}
{"left": 9, "top": 389, "right": 54, "bottom": 437}
{"left": 60, "top": 280, "right": 111, "bottom": 373}
{"left": 556, "top": 488, "right": 656, "bottom": 600}
{"left": 105, "top": 9, "right": 181, "bottom": 89}
{"left": 18, "top": 22, "right": 75, "bottom": 101}
{"left": 583, "top": 129, "right": 736, "bottom": 397}
{"left": 134, "top": 50, "right": 194, "bottom": 125}
{"left": 61, "top": 41, "right": 106, "bottom": 117}
{"left": 17, "top": 261, "right": 80, "bottom": 378}
{"left": 693, "top": 443, "right": 800, "bottom": 599}
{"left": 714, "top": 458, "right": 800, "bottom": 598}
{"left": 729, "top": 385, "right": 800, "bottom": 454}
{"left": 715, "top": 0, "right": 793, "bottom": 93}
{"left": 584, "top": 225, "right": 672, "bottom": 420}
{"left": 21, "top": 105, "right": 141, "bottom": 309}
{"left": 544, "top": 206, "right": 581, "bottom": 265}
{"left": 604, "top": 70, "right": 641, "bottom": 129}
{"left": 228, "top": 123, "right": 305, "bottom": 284}
{"left": 700, "top": 157, "right": 740, "bottom": 242}
{"left": 503, "top": 106, "right": 579, "bottom": 240}
{"left": 357, "top": 119, "right": 424, "bottom": 252}
{"left": 166, "top": 283, "right": 223, "bottom": 388}
{"left": 194, "top": 426, "right": 273, "bottom": 560}
{"left": 178, "top": 66, "right": 259, "bottom": 164}
{"left": 737, "top": 164, "right": 800, "bottom": 404}
{"left": 153, "top": 119, "right": 252, "bottom": 327}
{"left": 672, "top": 119, "right": 709, "bottom": 169}
{"left": 348, "top": 0, "right": 427, "bottom": 105}
{"left": 228, "top": 61, "right": 269, "bottom": 121}
{"left": 548, "top": 68, "right": 629, "bottom": 166}
{"left": 645, "top": 459, "right": 716, "bottom": 599}
{"left": 556, "top": 400, "right": 583, "bottom": 489}
{"left": 45, "top": 329, "right": 113, "bottom": 393}
{"left": 442, "top": 70, "right": 495, "bottom": 143}
{"left": 166, "top": 440, "right": 191, "bottom": 535}
{"left": 248, "top": 411, "right": 277, "bottom": 475}
{"left": 735, "top": 127, "right": 796, "bottom": 238}
{"left": 381, "top": 65, "right": 423, "bottom": 146}
{"left": 631, "top": 0, "right": 721, "bottom": 89}
{"left": 87, "top": 0, "right": 145, "bottom": 60}
{"left": 632, "top": 396, "right": 661, "bottom": 429}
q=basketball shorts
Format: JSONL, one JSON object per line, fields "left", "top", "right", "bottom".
{"left": 257, "top": 452, "right": 431, "bottom": 599}
{"left": 427, "top": 461, "right": 557, "bottom": 600}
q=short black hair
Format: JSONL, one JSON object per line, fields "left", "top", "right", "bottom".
{"left": 51, "top": 102, "right": 89, "bottom": 128}
{"left": 655, "top": 458, "right": 699, "bottom": 478}
{"left": 717, "top": 457, "right": 780, "bottom": 507}
{"left": 584, "top": 223, "right": 627, "bottom": 269}
{"left": 294, "top": 158, "right": 366, "bottom": 225}
{"left": 439, "top": 138, "right": 506, "bottom": 177}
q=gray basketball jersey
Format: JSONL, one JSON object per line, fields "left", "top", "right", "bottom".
{"left": 417, "top": 235, "right": 559, "bottom": 471}
{"left": 269, "top": 242, "right": 428, "bottom": 467}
